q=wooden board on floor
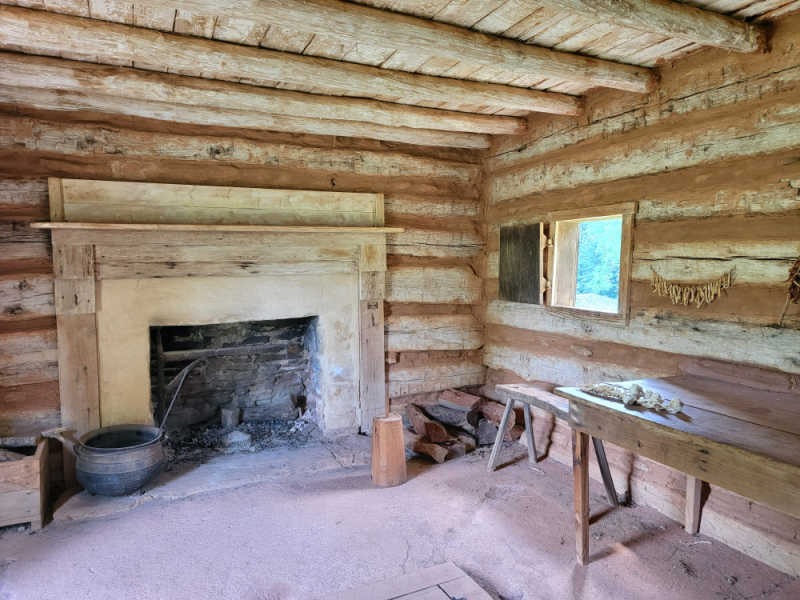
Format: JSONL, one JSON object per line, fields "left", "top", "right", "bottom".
{"left": 322, "top": 561, "right": 491, "bottom": 600}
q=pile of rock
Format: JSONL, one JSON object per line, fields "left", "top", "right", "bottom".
{"left": 404, "top": 389, "right": 521, "bottom": 463}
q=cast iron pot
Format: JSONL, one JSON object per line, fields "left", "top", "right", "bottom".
{"left": 44, "top": 359, "right": 203, "bottom": 496}
{"left": 75, "top": 424, "right": 166, "bottom": 496}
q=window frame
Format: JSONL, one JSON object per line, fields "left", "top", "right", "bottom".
{"left": 544, "top": 202, "right": 635, "bottom": 322}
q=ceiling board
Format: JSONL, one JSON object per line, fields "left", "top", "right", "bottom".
{"left": 0, "top": 0, "right": 792, "bottom": 147}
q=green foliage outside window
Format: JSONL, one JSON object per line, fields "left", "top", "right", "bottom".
{"left": 575, "top": 217, "right": 622, "bottom": 312}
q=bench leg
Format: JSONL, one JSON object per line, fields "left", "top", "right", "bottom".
{"left": 487, "top": 398, "right": 514, "bottom": 472}
{"left": 574, "top": 429, "right": 590, "bottom": 566}
{"left": 685, "top": 475, "right": 703, "bottom": 534}
{"left": 592, "top": 437, "right": 620, "bottom": 507}
{"left": 522, "top": 403, "right": 537, "bottom": 463}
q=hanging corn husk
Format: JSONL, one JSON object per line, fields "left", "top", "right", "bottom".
{"left": 650, "top": 268, "right": 733, "bottom": 308}
{"left": 778, "top": 257, "right": 800, "bottom": 326}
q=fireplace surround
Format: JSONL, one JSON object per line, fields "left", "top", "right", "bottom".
{"left": 37, "top": 178, "right": 401, "bottom": 479}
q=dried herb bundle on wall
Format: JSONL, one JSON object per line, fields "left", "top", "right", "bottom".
{"left": 650, "top": 269, "right": 733, "bottom": 308}
{"left": 779, "top": 257, "right": 800, "bottom": 326}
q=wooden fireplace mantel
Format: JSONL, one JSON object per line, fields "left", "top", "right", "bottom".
{"left": 44, "top": 178, "right": 397, "bottom": 485}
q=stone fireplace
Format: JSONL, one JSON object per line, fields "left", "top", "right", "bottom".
{"left": 150, "top": 317, "right": 317, "bottom": 429}
{"left": 94, "top": 272, "right": 362, "bottom": 431}
{"left": 40, "top": 178, "right": 399, "bottom": 475}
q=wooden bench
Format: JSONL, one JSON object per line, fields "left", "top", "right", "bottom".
{"left": 488, "top": 383, "right": 622, "bottom": 507}
{"left": 556, "top": 375, "right": 800, "bottom": 565}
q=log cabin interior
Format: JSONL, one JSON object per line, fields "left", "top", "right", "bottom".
{"left": 0, "top": 0, "right": 799, "bottom": 598}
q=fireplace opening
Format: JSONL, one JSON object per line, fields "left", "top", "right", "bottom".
{"left": 148, "top": 317, "right": 321, "bottom": 463}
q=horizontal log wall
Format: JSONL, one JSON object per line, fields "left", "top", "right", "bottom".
{"left": 0, "top": 179, "right": 59, "bottom": 441}
{"left": 483, "top": 14, "right": 800, "bottom": 576}
{"left": 0, "top": 106, "right": 486, "bottom": 438}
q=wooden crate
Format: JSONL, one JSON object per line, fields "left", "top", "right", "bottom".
{"left": 0, "top": 438, "right": 47, "bottom": 530}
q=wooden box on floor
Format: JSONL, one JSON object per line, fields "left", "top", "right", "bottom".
{"left": 0, "top": 438, "right": 48, "bottom": 531}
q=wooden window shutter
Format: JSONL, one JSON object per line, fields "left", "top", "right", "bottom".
{"left": 499, "top": 223, "right": 544, "bottom": 304}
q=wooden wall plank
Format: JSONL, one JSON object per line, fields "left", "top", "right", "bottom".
{"left": 0, "top": 328, "right": 58, "bottom": 388}
{"left": 490, "top": 87, "right": 800, "bottom": 203}
{"left": 0, "top": 116, "right": 479, "bottom": 183}
{"left": 387, "top": 228, "right": 482, "bottom": 258}
{"left": 0, "top": 381, "right": 60, "bottom": 438}
{"left": 384, "top": 194, "right": 479, "bottom": 218}
{"left": 486, "top": 300, "right": 800, "bottom": 374}
{"left": 385, "top": 314, "right": 482, "bottom": 352}
{"left": 387, "top": 359, "right": 484, "bottom": 397}
{"left": 0, "top": 51, "right": 526, "bottom": 135}
{"left": 387, "top": 266, "right": 481, "bottom": 304}
{"left": 58, "top": 179, "right": 384, "bottom": 226}
{"left": 0, "top": 274, "right": 54, "bottom": 322}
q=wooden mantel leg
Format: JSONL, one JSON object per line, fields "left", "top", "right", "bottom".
{"left": 573, "top": 429, "right": 590, "bottom": 565}
{"left": 685, "top": 475, "right": 703, "bottom": 534}
{"left": 358, "top": 268, "right": 387, "bottom": 433}
{"left": 52, "top": 234, "right": 100, "bottom": 488}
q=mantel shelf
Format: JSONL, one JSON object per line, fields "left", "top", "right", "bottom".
{"left": 30, "top": 222, "right": 404, "bottom": 233}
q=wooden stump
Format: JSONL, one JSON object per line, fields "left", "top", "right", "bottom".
{"left": 371, "top": 414, "right": 407, "bottom": 487}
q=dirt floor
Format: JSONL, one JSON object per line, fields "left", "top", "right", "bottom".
{"left": 1, "top": 438, "right": 797, "bottom": 600}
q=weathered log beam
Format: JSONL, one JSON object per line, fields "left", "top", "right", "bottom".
{"left": 540, "top": 0, "right": 766, "bottom": 53}
{"left": 0, "top": 52, "right": 524, "bottom": 137}
{"left": 129, "top": 0, "right": 656, "bottom": 93}
{"left": 0, "top": 115, "right": 480, "bottom": 182}
{"left": 385, "top": 314, "right": 483, "bottom": 351}
{"left": 0, "top": 85, "right": 490, "bottom": 149}
{"left": 489, "top": 87, "right": 800, "bottom": 202}
{"left": 386, "top": 266, "right": 482, "bottom": 304}
{"left": 0, "top": 6, "right": 582, "bottom": 114}
{"left": 486, "top": 300, "right": 800, "bottom": 375}
{"left": 388, "top": 360, "right": 485, "bottom": 397}
{"left": 0, "top": 328, "right": 58, "bottom": 387}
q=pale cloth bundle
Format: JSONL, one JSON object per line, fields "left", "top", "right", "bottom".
{"left": 583, "top": 383, "right": 683, "bottom": 414}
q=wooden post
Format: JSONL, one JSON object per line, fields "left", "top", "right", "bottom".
{"left": 685, "top": 475, "right": 703, "bottom": 534}
{"left": 573, "top": 429, "right": 590, "bottom": 565}
{"left": 359, "top": 243, "right": 387, "bottom": 432}
{"left": 371, "top": 414, "right": 407, "bottom": 487}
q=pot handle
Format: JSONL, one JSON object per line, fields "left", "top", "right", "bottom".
{"left": 41, "top": 427, "right": 80, "bottom": 457}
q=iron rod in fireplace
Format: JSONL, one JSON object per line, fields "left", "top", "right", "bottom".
{"left": 161, "top": 342, "right": 283, "bottom": 363}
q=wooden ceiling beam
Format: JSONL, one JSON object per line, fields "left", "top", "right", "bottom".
{"left": 540, "top": 0, "right": 767, "bottom": 53}
{"left": 0, "top": 85, "right": 492, "bottom": 149}
{"left": 0, "top": 6, "right": 581, "bottom": 115}
{"left": 131, "top": 0, "right": 656, "bottom": 93}
{"left": 0, "top": 52, "right": 523, "bottom": 137}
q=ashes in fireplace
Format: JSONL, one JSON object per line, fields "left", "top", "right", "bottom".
{"left": 148, "top": 317, "right": 320, "bottom": 460}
